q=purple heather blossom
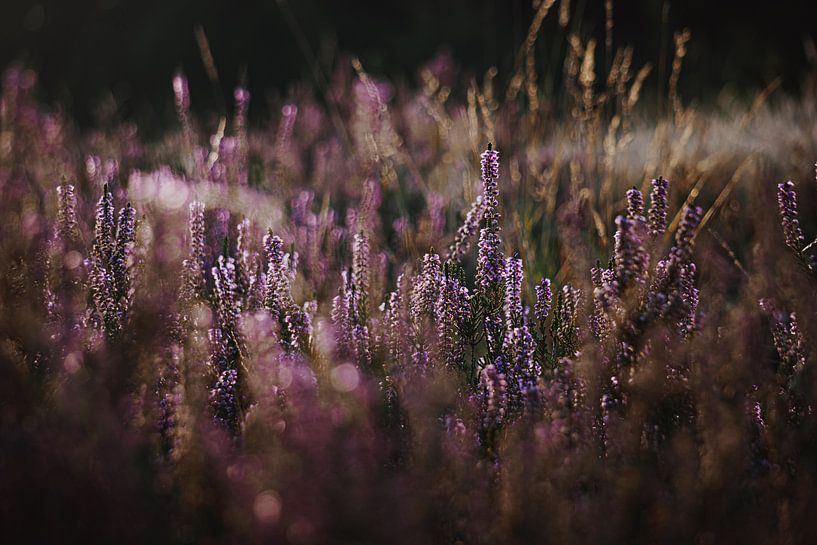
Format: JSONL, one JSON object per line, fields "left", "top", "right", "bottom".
{"left": 411, "top": 252, "right": 442, "bottom": 318}
{"left": 263, "top": 231, "right": 286, "bottom": 316}
{"left": 56, "top": 182, "right": 78, "bottom": 243}
{"left": 212, "top": 255, "right": 241, "bottom": 335}
{"left": 595, "top": 268, "right": 619, "bottom": 311}
{"left": 262, "top": 231, "right": 308, "bottom": 351}
{"left": 677, "top": 263, "right": 699, "bottom": 339}
{"left": 351, "top": 231, "right": 370, "bottom": 325}
{"left": 553, "top": 285, "right": 582, "bottom": 356}
{"left": 331, "top": 271, "right": 353, "bottom": 356}
{"left": 352, "top": 324, "right": 372, "bottom": 368}
{"left": 503, "top": 323, "right": 538, "bottom": 409}
{"left": 93, "top": 183, "right": 115, "bottom": 263}
{"left": 436, "top": 270, "right": 471, "bottom": 369}
{"left": 670, "top": 206, "right": 702, "bottom": 265}
{"left": 210, "top": 368, "right": 240, "bottom": 434}
{"left": 646, "top": 258, "right": 670, "bottom": 317}
{"left": 88, "top": 185, "right": 135, "bottom": 336}
{"left": 589, "top": 263, "right": 612, "bottom": 341}
{"left": 760, "top": 300, "right": 806, "bottom": 377}
{"left": 534, "top": 277, "right": 552, "bottom": 326}
{"left": 411, "top": 350, "right": 430, "bottom": 368}
{"left": 648, "top": 176, "right": 669, "bottom": 236}
{"left": 181, "top": 201, "right": 207, "bottom": 303}
{"left": 447, "top": 195, "right": 484, "bottom": 262}
{"left": 383, "top": 288, "right": 405, "bottom": 365}
{"left": 503, "top": 254, "right": 524, "bottom": 327}
{"left": 476, "top": 144, "right": 504, "bottom": 295}
{"left": 111, "top": 202, "right": 135, "bottom": 302}
{"left": 777, "top": 181, "right": 805, "bottom": 252}
{"left": 236, "top": 218, "right": 262, "bottom": 308}
{"left": 626, "top": 186, "right": 645, "bottom": 220}
{"left": 383, "top": 271, "right": 411, "bottom": 367}
{"left": 614, "top": 214, "right": 649, "bottom": 290}
{"left": 476, "top": 227, "right": 504, "bottom": 294}
{"left": 480, "top": 361, "right": 508, "bottom": 432}
{"left": 484, "top": 313, "right": 504, "bottom": 356}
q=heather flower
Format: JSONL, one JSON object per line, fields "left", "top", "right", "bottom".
{"left": 210, "top": 368, "right": 240, "bottom": 434}
{"left": 613, "top": 214, "right": 649, "bottom": 290}
{"left": 331, "top": 271, "right": 353, "bottom": 356}
{"left": 534, "top": 277, "right": 552, "bottom": 326}
{"left": 677, "top": 263, "right": 699, "bottom": 338}
{"left": 383, "top": 288, "right": 405, "bottom": 364}
{"left": 411, "top": 350, "right": 430, "bottom": 368}
{"left": 111, "top": 203, "right": 135, "bottom": 300}
{"left": 760, "top": 300, "right": 806, "bottom": 379}
{"left": 626, "top": 186, "right": 644, "bottom": 219}
{"left": 383, "top": 271, "right": 411, "bottom": 367}
{"left": 351, "top": 231, "right": 370, "bottom": 325}
{"left": 593, "top": 260, "right": 619, "bottom": 311}
{"left": 642, "top": 206, "right": 702, "bottom": 329}
{"left": 552, "top": 285, "right": 582, "bottom": 358}
{"left": 480, "top": 361, "right": 508, "bottom": 433}
{"left": 484, "top": 313, "right": 504, "bottom": 357}
{"left": 410, "top": 252, "right": 442, "bottom": 318}
{"left": 589, "top": 263, "right": 611, "bottom": 341}
{"left": 760, "top": 300, "right": 809, "bottom": 420}
{"left": 88, "top": 185, "right": 135, "bottom": 337}
{"left": 436, "top": 267, "right": 471, "bottom": 370}
{"left": 447, "top": 195, "right": 484, "bottom": 263}
{"left": 263, "top": 231, "right": 286, "bottom": 316}
{"left": 93, "top": 183, "right": 115, "bottom": 263}
{"left": 503, "top": 254, "right": 524, "bottom": 328}
{"left": 352, "top": 324, "right": 372, "bottom": 368}
{"left": 212, "top": 255, "right": 241, "bottom": 336}
{"left": 236, "top": 218, "right": 262, "bottom": 308}
{"left": 180, "top": 201, "right": 207, "bottom": 303}
{"left": 476, "top": 227, "right": 504, "bottom": 295}
{"left": 56, "top": 182, "right": 78, "bottom": 243}
{"left": 777, "top": 181, "right": 805, "bottom": 252}
{"left": 263, "top": 230, "right": 308, "bottom": 352}
{"left": 476, "top": 144, "right": 504, "bottom": 296}
{"left": 540, "top": 357, "right": 583, "bottom": 434}
{"left": 670, "top": 205, "right": 702, "bottom": 265}
{"left": 648, "top": 176, "right": 669, "bottom": 236}
{"left": 503, "top": 322, "right": 538, "bottom": 412}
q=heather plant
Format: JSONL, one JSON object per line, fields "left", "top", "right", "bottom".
{"left": 4, "top": 8, "right": 817, "bottom": 544}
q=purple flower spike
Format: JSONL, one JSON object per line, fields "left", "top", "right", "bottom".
{"left": 210, "top": 368, "right": 240, "bottom": 434}
{"left": 614, "top": 214, "right": 649, "bottom": 290}
{"left": 476, "top": 144, "right": 504, "bottom": 295}
{"left": 56, "top": 182, "right": 78, "bottom": 243}
{"left": 777, "top": 181, "right": 805, "bottom": 252}
{"left": 648, "top": 176, "right": 669, "bottom": 236}
{"left": 626, "top": 186, "right": 645, "bottom": 220}
{"left": 670, "top": 206, "right": 702, "bottom": 265}
{"left": 534, "top": 277, "right": 552, "bottom": 325}
{"left": 447, "top": 195, "right": 484, "bottom": 263}
{"left": 503, "top": 254, "right": 524, "bottom": 327}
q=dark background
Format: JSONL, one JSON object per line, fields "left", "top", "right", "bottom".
{"left": 2, "top": 0, "right": 816, "bottom": 127}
